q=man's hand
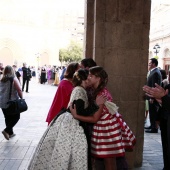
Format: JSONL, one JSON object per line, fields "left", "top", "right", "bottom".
{"left": 143, "top": 83, "right": 168, "bottom": 99}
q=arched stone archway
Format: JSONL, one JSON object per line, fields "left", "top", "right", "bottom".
{"left": 163, "top": 48, "right": 170, "bottom": 58}
{"left": 40, "top": 52, "right": 50, "bottom": 67}
{"left": 0, "top": 38, "right": 23, "bottom": 66}
{"left": 0, "top": 47, "right": 13, "bottom": 65}
{"left": 163, "top": 48, "right": 170, "bottom": 74}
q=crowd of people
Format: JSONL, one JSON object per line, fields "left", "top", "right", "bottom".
{"left": 36, "top": 65, "right": 66, "bottom": 85}
{"left": 4, "top": 57, "right": 170, "bottom": 169}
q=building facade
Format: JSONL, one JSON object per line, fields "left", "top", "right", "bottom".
{"left": 149, "top": 1, "right": 170, "bottom": 73}
{"left": 0, "top": 0, "right": 84, "bottom": 67}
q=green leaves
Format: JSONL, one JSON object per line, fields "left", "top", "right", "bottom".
{"left": 59, "top": 41, "right": 83, "bottom": 64}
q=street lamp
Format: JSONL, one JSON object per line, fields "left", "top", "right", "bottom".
{"left": 153, "top": 44, "right": 161, "bottom": 57}
{"left": 35, "top": 53, "right": 40, "bottom": 67}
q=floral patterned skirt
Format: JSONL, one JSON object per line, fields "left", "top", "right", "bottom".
{"left": 28, "top": 112, "right": 87, "bottom": 170}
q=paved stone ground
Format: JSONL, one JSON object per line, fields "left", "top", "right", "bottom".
{"left": 0, "top": 80, "right": 164, "bottom": 170}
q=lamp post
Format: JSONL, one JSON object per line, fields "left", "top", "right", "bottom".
{"left": 153, "top": 44, "right": 161, "bottom": 57}
{"left": 35, "top": 53, "right": 40, "bottom": 67}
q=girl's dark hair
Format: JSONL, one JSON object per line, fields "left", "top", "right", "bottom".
{"left": 72, "top": 69, "right": 89, "bottom": 87}
{"left": 64, "top": 62, "right": 79, "bottom": 79}
{"left": 89, "top": 66, "right": 108, "bottom": 98}
{"left": 160, "top": 69, "right": 167, "bottom": 80}
{"left": 81, "top": 58, "right": 97, "bottom": 68}
{"left": 1, "top": 65, "right": 15, "bottom": 82}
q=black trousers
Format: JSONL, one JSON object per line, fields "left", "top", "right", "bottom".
{"left": 160, "top": 116, "right": 170, "bottom": 170}
{"left": 22, "top": 78, "right": 29, "bottom": 92}
{"left": 149, "top": 101, "right": 159, "bottom": 129}
{"left": 2, "top": 108, "right": 20, "bottom": 135}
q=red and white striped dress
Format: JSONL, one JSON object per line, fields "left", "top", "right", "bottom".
{"left": 91, "top": 88, "right": 136, "bottom": 158}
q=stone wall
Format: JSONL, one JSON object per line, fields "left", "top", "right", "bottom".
{"left": 84, "top": 0, "right": 151, "bottom": 168}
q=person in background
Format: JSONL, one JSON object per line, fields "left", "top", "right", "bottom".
{"left": 60, "top": 66, "right": 66, "bottom": 81}
{"left": 145, "top": 67, "right": 151, "bottom": 123}
{"left": 160, "top": 69, "right": 169, "bottom": 88}
{"left": 37, "top": 67, "right": 41, "bottom": 83}
{"left": 31, "top": 66, "right": 36, "bottom": 79}
{"left": 0, "top": 65, "right": 23, "bottom": 140}
{"left": 22, "top": 63, "right": 30, "bottom": 93}
{"left": 46, "top": 62, "right": 80, "bottom": 125}
{"left": 47, "top": 65, "right": 52, "bottom": 84}
{"left": 12, "top": 65, "right": 21, "bottom": 84}
{"left": 0, "top": 62, "right": 4, "bottom": 80}
{"left": 145, "top": 58, "right": 162, "bottom": 133}
{"left": 50, "top": 66, "right": 56, "bottom": 84}
{"left": 53, "top": 67, "right": 60, "bottom": 86}
{"left": 58, "top": 66, "right": 62, "bottom": 81}
{"left": 40, "top": 66, "right": 46, "bottom": 84}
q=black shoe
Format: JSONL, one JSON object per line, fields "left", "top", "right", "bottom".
{"left": 26, "top": 91, "right": 29, "bottom": 93}
{"left": 2, "top": 130, "right": 9, "bottom": 140}
{"left": 9, "top": 134, "right": 16, "bottom": 138}
{"left": 144, "top": 126, "right": 151, "bottom": 129}
{"left": 145, "top": 129, "right": 158, "bottom": 133}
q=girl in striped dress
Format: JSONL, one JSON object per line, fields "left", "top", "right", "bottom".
{"left": 70, "top": 66, "right": 136, "bottom": 170}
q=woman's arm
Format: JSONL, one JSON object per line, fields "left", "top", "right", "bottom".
{"left": 13, "top": 77, "right": 23, "bottom": 99}
{"left": 70, "top": 104, "right": 104, "bottom": 123}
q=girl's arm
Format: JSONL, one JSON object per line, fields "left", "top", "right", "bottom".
{"left": 70, "top": 104, "right": 104, "bottom": 123}
{"left": 13, "top": 77, "right": 23, "bottom": 99}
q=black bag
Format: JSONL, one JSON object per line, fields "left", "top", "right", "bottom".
{"left": 7, "top": 99, "right": 28, "bottom": 115}
{"left": 6, "top": 77, "right": 28, "bottom": 115}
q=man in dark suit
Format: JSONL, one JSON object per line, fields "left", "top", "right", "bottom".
{"left": 145, "top": 58, "right": 162, "bottom": 133}
{"left": 22, "top": 63, "right": 31, "bottom": 93}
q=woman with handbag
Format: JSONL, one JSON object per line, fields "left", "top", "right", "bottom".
{"left": 0, "top": 65, "right": 23, "bottom": 140}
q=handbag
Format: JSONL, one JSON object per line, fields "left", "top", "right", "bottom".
{"left": 6, "top": 78, "right": 28, "bottom": 115}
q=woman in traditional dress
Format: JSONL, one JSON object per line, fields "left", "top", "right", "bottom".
{"left": 46, "top": 62, "right": 79, "bottom": 125}
{"left": 28, "top": 69, "right": 105, "bottom": 170}
{"left": 53, "top": 67, "right": 60, "bottom": 86}
{"left": 47, "top": 65, "right": 52, "bottom": 85}
{"left": 40, "top": 66, "right": 46, "bottom": 84}
{"left": 71, "top": 66, "right": 136, "bottom": 170}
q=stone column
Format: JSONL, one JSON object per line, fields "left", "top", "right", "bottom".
{"left": 85, "top": 0, "right": 151, "bottom": 168}
{"left": 84, "top": 0, "right": 94, "bottom": 58}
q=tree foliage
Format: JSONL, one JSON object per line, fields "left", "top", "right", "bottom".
{"left": 59, "top": 41, "right": 83, "bottom": 64}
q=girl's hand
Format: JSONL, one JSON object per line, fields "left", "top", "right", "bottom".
{"left": 70, "top": 104, "right": 78, "bottom": 118}
{"left": 96, "top": 95, "right": 107, "bottom": 105}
